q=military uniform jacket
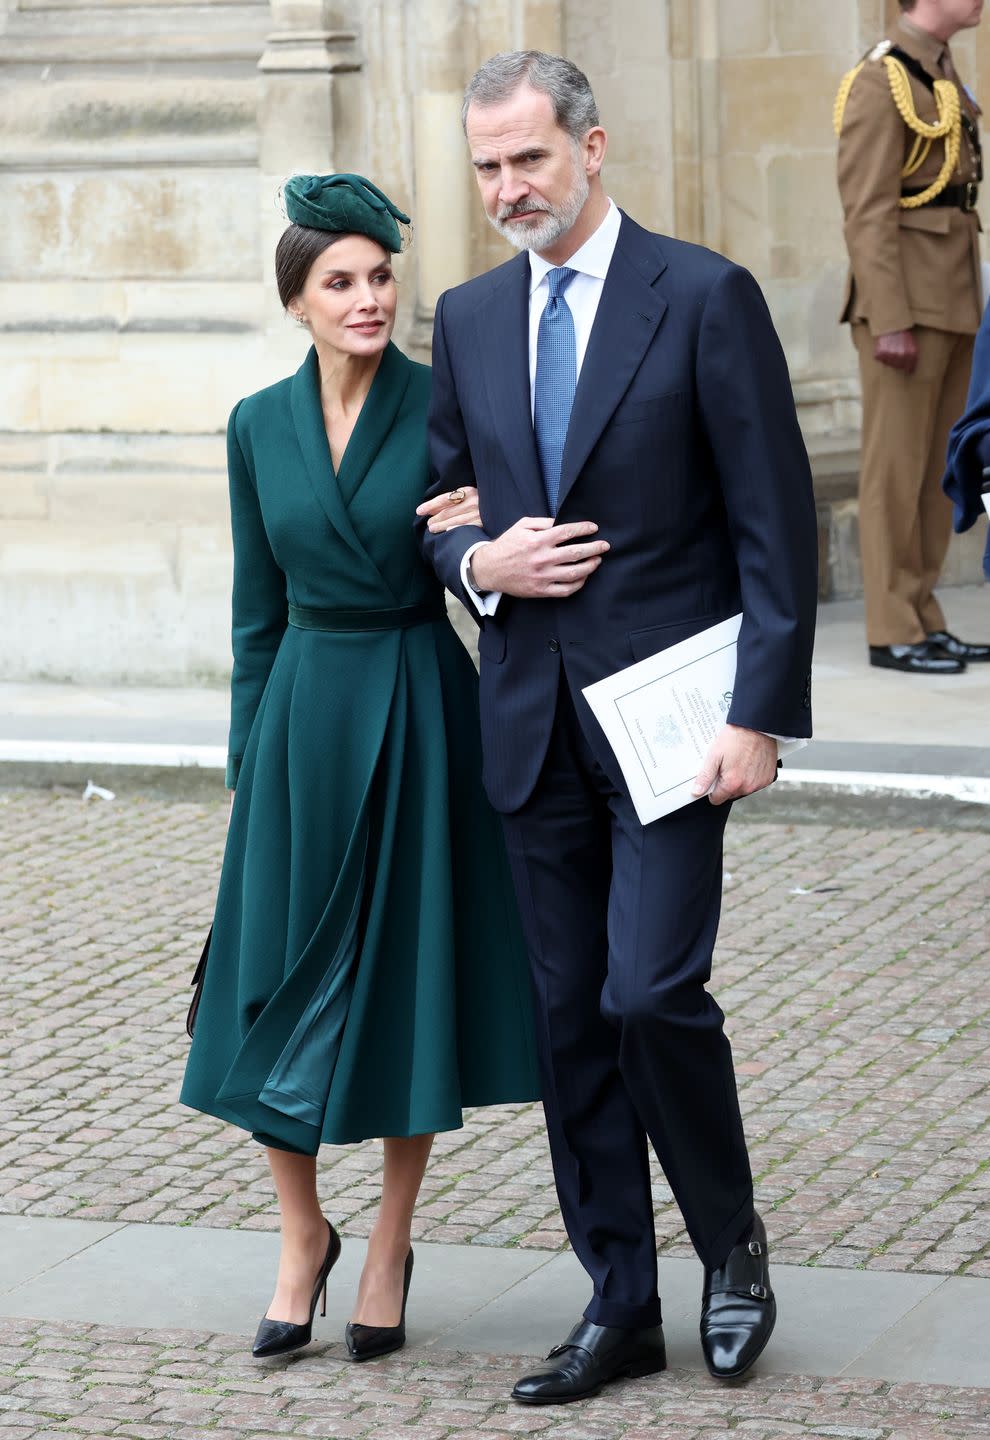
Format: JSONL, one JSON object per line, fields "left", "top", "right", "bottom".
{"left": 838, "top": 16, "right": 982, "bottom": 337}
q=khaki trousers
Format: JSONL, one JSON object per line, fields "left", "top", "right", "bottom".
{"left": 853, "top": 323, "right": 974, "bottom": 646}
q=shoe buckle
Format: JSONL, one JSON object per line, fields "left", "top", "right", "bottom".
{"left": 748, "top": 1240, "right": 762, "bottom": 1257}
{"left": 750, "top": 1282, "right": 767, "bottom": 1300}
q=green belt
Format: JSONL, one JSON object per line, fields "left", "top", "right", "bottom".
{"left": 287, "top": 600, "right": 446, "bottom": 633}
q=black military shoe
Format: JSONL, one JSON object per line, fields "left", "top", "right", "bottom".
{"left": 926, "top": 630, "right": 990, "bottom": 662}
{"left": 701, "top": 1212, "right": 776, "bottom": 1381}
{"left": 511, "top": 1318, "right": 666, "bottom": 1405}
{"left": 869, "top": 642, "right": 965, "bottom": 674}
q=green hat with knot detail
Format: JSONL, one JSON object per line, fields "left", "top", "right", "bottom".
{"left": 282, "top": 173, "right": 411, "bottom": 252}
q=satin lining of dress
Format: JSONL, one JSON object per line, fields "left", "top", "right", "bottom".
{"left": 258, "top": 823, "right": 370, "bottom": 1126}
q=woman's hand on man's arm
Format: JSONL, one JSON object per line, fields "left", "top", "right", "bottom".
{"left": 416, "top": 486, "right": 482, "bottom": 532}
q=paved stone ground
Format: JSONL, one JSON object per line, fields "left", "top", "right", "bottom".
{"left": 1, "top": 1317, "right": 988, "bottom": 1440}
{"left": 0, "top": 789, "right": 988, "bottom": 1278}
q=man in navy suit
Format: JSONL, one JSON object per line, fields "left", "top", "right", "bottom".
{"left": 417, "top": 50, "right": 818, "bottom": 1402}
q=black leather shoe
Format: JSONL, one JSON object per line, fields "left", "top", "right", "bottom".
{"left": 701, "top": 1212, "right": 776, "bottom": 1381}
{"left": 511, "top": 1318, "right": 666, "bottom": 1405}
{"left": 345, "top": 1248, "right": 414, "bottom": 1362}
{"left": 869, "top": 642, "right": 965, "bottom": 674}
{"left": 926, "top": 630, "right": 990, "bottom": 662}
{"left": 252, "top": 1219, "right": 341, "bottom": 1359}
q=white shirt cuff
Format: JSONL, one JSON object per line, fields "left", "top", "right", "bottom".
{"left": 460, "top": 542, "right": 502, "bottom": 617}
{"left": 766, "top": 736, "right": 808, "bottom": 758}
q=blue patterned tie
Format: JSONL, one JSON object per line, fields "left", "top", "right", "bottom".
{"left": 534, "top": 266, "right": 578, "bottom": 514}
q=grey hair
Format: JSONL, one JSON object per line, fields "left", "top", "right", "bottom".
{"left": 461, "top": 51, "right": 600, "bottom": 141}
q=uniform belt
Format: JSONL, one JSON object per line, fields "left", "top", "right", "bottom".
{"left": 287, "top": 600, "right": 446, "bottom": 632}
{"left": 902, "top": 181, "right": 980, "bottom": 211}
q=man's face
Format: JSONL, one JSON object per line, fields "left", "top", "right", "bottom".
{"left": 932, "top": 0, "right": 984, "bottom": 34}
{"left": 465, "top": 84, "right": 593, "bottom": 253}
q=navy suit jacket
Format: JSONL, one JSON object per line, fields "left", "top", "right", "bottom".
{"left": 418, "top": 212, "right": 818, "bottom": 814}
{"left": 943, "top": 302, "right": 990, "bottom": 581}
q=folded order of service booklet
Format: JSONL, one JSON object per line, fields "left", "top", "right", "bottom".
{"left": 583, "top": 613, "right": 744, "bottom": 826}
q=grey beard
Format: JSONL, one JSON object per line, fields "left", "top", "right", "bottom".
{"left": 491, "top": 172, "right": 591, "bottom": 253}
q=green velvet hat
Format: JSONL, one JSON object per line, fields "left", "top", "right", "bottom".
{"left": 282, "top": 173, "right": 411, "bottom": 252}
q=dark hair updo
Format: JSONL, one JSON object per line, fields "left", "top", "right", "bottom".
{"left": 274, "top": 224, "right": 389, "bottom": 308}
{"left": 275, "top": 225, "right": 341, "bottom": 308}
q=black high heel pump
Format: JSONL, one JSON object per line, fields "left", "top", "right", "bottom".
{"left": 345, "top": 1248, "right": 414, "bottom": 1362}
{"left": 252, "top": 1218, "right": 342, "bottom": 1358}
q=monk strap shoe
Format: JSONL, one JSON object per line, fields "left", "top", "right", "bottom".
{"left": 700, "top": 1212, "right": 776, "bottom": 1381}
{"left": 511, "top": 1318, "right": 666, "bottom": 1405}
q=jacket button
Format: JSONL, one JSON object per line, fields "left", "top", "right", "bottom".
{"left": 548, "top": 638, "right": 560, "bottom": 654}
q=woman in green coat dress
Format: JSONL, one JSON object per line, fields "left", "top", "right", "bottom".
{"left": 180, "top": 174, "right": 539, "bottom": 1362}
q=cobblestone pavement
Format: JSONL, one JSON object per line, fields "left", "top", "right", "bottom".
{"left": 0, "top": 789, "right": 988, "bottom": 1277}
{"left": 1, "top": 1317, "right": 988, "bottom": 1440}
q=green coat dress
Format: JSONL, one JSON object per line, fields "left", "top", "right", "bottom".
{"left": 180, "top": 342, "right": 539, "bottom": 1154}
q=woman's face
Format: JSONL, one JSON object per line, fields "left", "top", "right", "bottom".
{"left": 289, "top": 234, "right": 397, "bottom": 357}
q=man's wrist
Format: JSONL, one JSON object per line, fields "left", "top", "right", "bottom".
{"left": 467, "top": 542, "right": 492, "bottom": 594}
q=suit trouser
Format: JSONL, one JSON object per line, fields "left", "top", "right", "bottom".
{"left": 499, "top": 683, "right": 753, "bottom": 1331}
{"left": 853, "top": 322, "right": 974, "bottom": 646}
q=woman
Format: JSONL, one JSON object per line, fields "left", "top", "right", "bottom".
{"left": 180, "top": 174, "right": 539, "bottom": 1362}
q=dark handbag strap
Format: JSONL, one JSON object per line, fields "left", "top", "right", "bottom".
{"left": 186, "top": 926, "right": 212, "bottom": 1038}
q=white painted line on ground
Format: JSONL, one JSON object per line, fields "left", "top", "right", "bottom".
{"left": 778, "top": 768, "right": 990, "bottom": 806}
{"left": 0, "top": 741, "right": 226, "bottom": 769}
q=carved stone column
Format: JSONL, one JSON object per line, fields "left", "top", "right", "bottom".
{"left": 407, "top": 0, "right": 473, "bottom": 360}
{"left": 257, "top": 2, "right": 361, "bottom": 345}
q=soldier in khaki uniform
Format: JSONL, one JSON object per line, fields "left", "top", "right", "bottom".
{"left": 836, "top": 0, "right": 990, "bottom": 672}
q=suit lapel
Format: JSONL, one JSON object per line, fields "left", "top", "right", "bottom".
{"left": 474, "top": 253, "right": 549, "bottom": 516}
{"left": 335, "top": 342, "right": 410, "bottom": 506}
{"left": 556, "top": 214, "right": 668, "bottom": 513}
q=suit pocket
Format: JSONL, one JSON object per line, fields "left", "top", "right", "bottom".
{"left": 611, "top": 390, "right": 687, "bottom": 427}
{"left": 898, "top": 210, "right": 968, "bottom": 318}
{"left": 628, "top": 613, "right": 725, "bottom": 663}
{"left": 477, "top": 623, "right": 506, "bottom": 664}
{"left": 898, "top": 207, "right": 952, "bottom": 235}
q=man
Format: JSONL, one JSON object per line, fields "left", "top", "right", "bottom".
{"left": 417, "top": 51, "right": 817, "bottom": 1402}
{"left": 836, "top": 0, "right": 990, "bottom": 673}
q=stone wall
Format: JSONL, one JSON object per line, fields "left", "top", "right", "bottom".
{"left": 1, "top": 0, "right": 273, "bottom": 679}
{"left": 0, "top": 0, "right": 986, "bottom": 683}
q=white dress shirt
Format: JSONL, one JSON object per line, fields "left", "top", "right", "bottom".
{"left": 460, "top": 200, "right": 621, "bottom": 615}
{"left": 456, "top": 201, "right": 803, "bottom": 759}
{"left": 527, "top": 199, "right": 622, "bottom": 415}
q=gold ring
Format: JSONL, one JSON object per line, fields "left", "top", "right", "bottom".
{"left": 447, "top": 488, "right": 465, "bottom": 504}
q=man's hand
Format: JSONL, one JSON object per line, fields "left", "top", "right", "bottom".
{"left": 415, "top": 486, "right": 483, "bottom": 533}
{"left": 874, "top": 329, "right": 918, "bottom": 374}
{"left": 691, "top": 725, "right": 778, "bottom": 806}
{"left": 470, "top": 517, "right": 609, "bottom": 599}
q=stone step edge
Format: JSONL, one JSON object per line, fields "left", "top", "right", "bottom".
{"left": 0, "top": 740, "right": 986, "bottom": 806}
